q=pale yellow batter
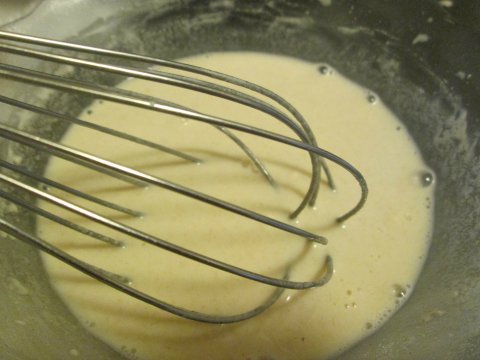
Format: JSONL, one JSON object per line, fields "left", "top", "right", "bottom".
{"left": 38, "top": 53, "right": 434, "bottom": 360}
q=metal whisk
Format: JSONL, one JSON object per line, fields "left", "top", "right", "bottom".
{"left": 0, "top": 31, "right": 368, "bottom": 323}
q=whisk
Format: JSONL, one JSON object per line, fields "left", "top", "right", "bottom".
{"left": 0, "top": 31, "right": 368, "bottom": 324}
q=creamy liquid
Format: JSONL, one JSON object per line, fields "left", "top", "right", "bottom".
{"left": 38, "top": 53, "right": 434, "bottom": 360}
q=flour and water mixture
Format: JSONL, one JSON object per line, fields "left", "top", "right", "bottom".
{"left": 38, "top": 53, "right": 434, "bottom": 360}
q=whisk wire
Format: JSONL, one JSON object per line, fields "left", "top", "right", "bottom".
{"left": 0, "top": 62, "right": 367, "bottom": 221}
{"left": 0, "top": 159, "right": 142, "bottom": 217}
{"left": 0, "top": 124, "right": 326, "bottom": 242}
{"left": 0, "top": 40, "right": 322, "bottom": 215}
{"left": 0, "top": 172, "right": 334, "bottom": 291}
{"left": 0, "top": 31, "right": 367, "bottom": 323}
{"left": 0, "top": 218, "right": 288, "bottom": 324}
{"left": 0, "top": 189, "right": 123, "bottom": 247}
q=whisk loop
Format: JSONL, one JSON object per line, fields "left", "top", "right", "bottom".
{"left": 0, "top": 31, "right": 367, "bottom": 323}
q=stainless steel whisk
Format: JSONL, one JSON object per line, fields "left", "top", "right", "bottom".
{"left": 0, "top": 31, "right": 368, "bottom": 323}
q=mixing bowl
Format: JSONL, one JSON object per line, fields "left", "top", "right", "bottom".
{"left": 1, "top": 0, "right": 479, "bottom": 359}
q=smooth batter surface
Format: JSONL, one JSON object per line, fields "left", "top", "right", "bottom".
{"left": 38, "top": 53, "right": 434, "bottom": 360}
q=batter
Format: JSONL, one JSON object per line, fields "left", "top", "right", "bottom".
{"left": 38, "top": 53, "right": 434, "bottom": 360}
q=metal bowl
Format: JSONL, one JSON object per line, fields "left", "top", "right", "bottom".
{"left": 0, "top": 0, "right": 479, "bottom": 359}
